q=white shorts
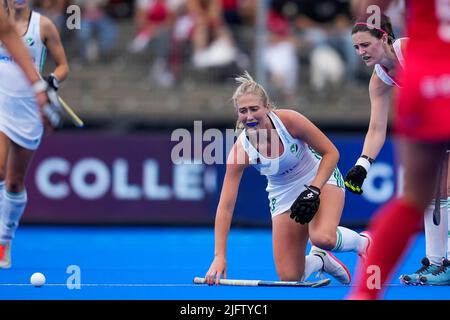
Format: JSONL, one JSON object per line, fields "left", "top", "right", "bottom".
{"left": 268, "top": 167, "right": 345, "bottom": 218}
{"left": 0, "top": 93, "right": 43, "bottom": 150}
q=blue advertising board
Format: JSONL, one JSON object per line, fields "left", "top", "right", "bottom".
{"left": 25, "top": 133, "right": 399, "bottom": 227}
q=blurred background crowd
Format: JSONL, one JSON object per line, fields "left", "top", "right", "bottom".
{"left": 32, "top": 0, "right": 406, "bottom": 132}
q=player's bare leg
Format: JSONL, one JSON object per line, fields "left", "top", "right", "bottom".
{"left": 0, "top": 132, "right": 10, "bottom": 268}
{"left": 272, "top": 213, "right": 309, "bottom": 281}
{"left": 0, "top": 140, "right": 35, "bottom": 268}
{"left": 272, "top": 211, "right": 351, "bottom": 284}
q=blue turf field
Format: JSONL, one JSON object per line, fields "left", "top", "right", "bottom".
{"left": 0, "top": 225, "right": 449, "bottom": 300}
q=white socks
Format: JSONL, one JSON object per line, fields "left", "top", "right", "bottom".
{"left": 0, "top": 181, "right": 3, "bottom": 207}
{"left": 0, "top": 188, "right": 27, "bottom": 241}
{"left": 332, "top": 226, "right": 368, "bottom": 255}
{"left": 448, "top": 197, "right": 450, "bottom": 259}
{"left": 424, "top": 199, "right": 448, "bottom": 265}
{"left": 303, "top": 253, "right": 323, "bottom": 280}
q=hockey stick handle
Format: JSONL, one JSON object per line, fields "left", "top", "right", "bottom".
{"left": 194, "top": 277, "right": 259, "bottom": 286}
{"left": 58, "top": 96, "right": 84, "bottom": 127}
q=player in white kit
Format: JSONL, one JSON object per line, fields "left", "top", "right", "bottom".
{"left": 204, "top": 71, "right": 371, "bottom": 285}
{"left": 0, "top": 4, "right": 49, "bottom": 110}
{"left": 347, "top": 15, "right": 450, "bottom": 285}
{"left": 0, "top": 0, "right": 69, "bottom": 268}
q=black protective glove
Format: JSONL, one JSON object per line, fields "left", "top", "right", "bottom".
{"left": 44, "top": 73, "right": 60, "bottom": 91}
{"left": 344, "top": 155, "right": 374, "bottom": 195}
{"left": 344, "top": 165, "right": 367, "bottom": 195}
{"left": 290, "top": 185, "right": 321, "bottom": 224}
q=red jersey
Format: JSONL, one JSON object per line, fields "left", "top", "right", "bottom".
{"left": 404, "top": 0, "right": 450, "bottom": 60}
{"left": 395, "top": 0, "right": 450, "bottom": 141}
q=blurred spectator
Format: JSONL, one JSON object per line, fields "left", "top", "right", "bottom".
{"left": 33, "top": 0, "right": 67, "bottom": 32}
{"left": 309, "top": 42, "right": 345, "bottom": 93}
{"left": 219, "top": 0, "right": 256, "bottom": 69}
{"left": 105, "top": 0, "right": 135, "bottom": 19}
{"left": 264, "top": 9, "right": 299, "bottom": 103}
{"left": 129, "top": 0, "right": 174, "bottom": 53}
{"left": 129, "top": 0, "right": 184, "bottom": 87}
{"left": 186, "top": 0, "right": 237, "bottom": 69}
{"left": 385, "top": 0, "right": 405, "bottom": 38}
{"left": 72, "top": 0, "right": 118, "bottom": 63}
{"left": 237, "top": 0, "right": 256, "bottom": 25}
{"left": 291, "top": 0, "right": 360, "bottom": 89}
{"left": 222, "top": 0, "right": 241, "bottom": 26}
{"left": 220, "top": 0, "right": 245, "bottom": 55}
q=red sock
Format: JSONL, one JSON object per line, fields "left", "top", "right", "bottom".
{"left": 348, "top": 199, "right": 423, "bottom": 300}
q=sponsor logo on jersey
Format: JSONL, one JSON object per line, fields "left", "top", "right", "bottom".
{"left": 26, "top": 37, "right": 35, "bottom": 47}
{"left": 290, "top": 143, "right": 298, "bottom": 154}
{"left": 0, "top": 55, "right": 36, "bottom": 63}
{"left": 0, "top": 55, "right": 13, "bottom": 62}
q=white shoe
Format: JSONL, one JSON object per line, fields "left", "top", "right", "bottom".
{"left": 0, "top": 240, "right": 11, "bottom": 269}
{"left": 310, "top": 246, "right": 351, "bottom": 284}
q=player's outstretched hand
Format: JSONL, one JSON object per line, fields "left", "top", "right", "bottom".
{"left": 290, "top": 185, "right": 321, "bottom": 224}
{"left": 205, "top": 256, "right": 227, "bottom": 285}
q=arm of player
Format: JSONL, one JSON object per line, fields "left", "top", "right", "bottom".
{"left": 205, "top": 142, "right": 248, "bottom": 285}
{"left": 280, "top": 110, "right": 339, "bottom": 224}
{"left": 41, "top": 15, "right": 69, "bottom": 85}
{"left": 37, "top": 16, "right": 70, "bottom": 129}
{"left": 283, "top": 110, "right": 339, "bottom": 190}
{"left": 345, "top": 72, "right": 391, "bottom": 194}
{"left": 0, "top": 9, "right": 47, "bottom": 108}
{"left": 362, "top": 71, "right": 392, "bottom": 159}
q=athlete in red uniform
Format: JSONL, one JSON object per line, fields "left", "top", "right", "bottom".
{"left": 348, "top": 0, "right": 450, "bottom": 299}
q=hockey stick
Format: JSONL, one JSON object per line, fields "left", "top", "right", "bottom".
{"left": 193, "top": 277, "right": 331, "bottom": 288}
{"left": 433, "top": 157, "right": 445, "bottom": 226}
{"left": 57, "top": 96, "right": 84, "bottom": 128}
